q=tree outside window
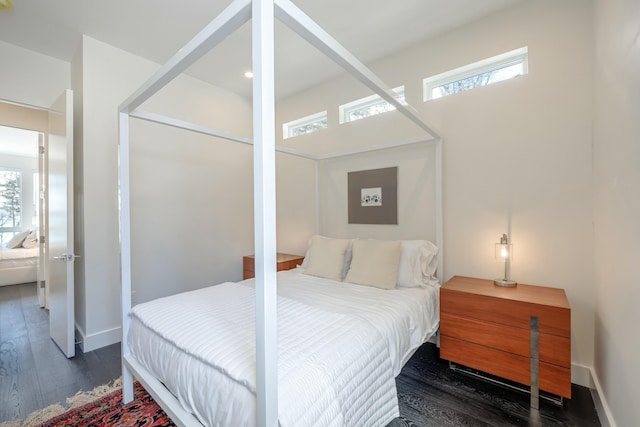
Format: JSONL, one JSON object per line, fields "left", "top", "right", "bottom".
{"left": 432, "top": 63, "right": 523, "bottom": 99}
{"left": 0, "top": 170, "right": 22, "bottom": 243}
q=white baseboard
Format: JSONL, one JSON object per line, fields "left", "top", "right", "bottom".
{"left": 588, "top": 367, "right": 617, "bottom": 427}
{"left": 571, "top": 362, "right": 592, "bottom": 388}
{"left": 570, "top": 363, "right": 617, "bottom": 426}
{"left": 76, "top": 324, "right": 121, "bottom": 352}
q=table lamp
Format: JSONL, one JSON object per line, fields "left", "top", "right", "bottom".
{"left": 494, "top": 233, "right": 516, "bottom": 287}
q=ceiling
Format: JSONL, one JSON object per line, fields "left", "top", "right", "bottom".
{"left": 0, "top": 0, "right": 520, "bottom": 100}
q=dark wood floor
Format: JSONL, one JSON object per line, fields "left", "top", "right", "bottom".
{"left": 1, "top": 282, "right": 600, "bottom": 426}
{"left": 0, "top": 282, "right": 121, "bottom": 423}
{"left": 390, "top": 344, "right": 601, "bottom": 427}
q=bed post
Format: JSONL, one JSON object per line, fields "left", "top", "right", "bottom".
{"left": 435, "top": 137, "right": 444, "bottom": 283}
{"left": 314, "top": 161, "right": 321, "bottom": 234}
{"left": 118, "top": 111, "right": 134, "bottom": 403}
{"left": 252, "top": 0, "right": 279, "bottom": 426}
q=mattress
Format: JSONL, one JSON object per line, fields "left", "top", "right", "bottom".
{"left": 0, "top": 246, "right": 38, "bottom": 268}
{"left": 128, "top": 269, "right": 440, "bottom": 427}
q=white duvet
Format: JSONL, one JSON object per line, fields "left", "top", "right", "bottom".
{"left": 0, "top": 245, "right": 38, "bottom": 261}
{"left": 272, "top": 269, "right": 440, "bottom": 376}
{"left": 128, "top": 269, "right": 439, "bottom": 427}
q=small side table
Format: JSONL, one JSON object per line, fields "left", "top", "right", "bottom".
{"left": 242, "top": 253, "right": 305, "bottom": 280}
{"left": 439, "top": 275, "right": 571, "bottom": 405}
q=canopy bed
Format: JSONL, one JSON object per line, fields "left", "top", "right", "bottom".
{"left": 119, "top": 0, "right": 442, "bottom": 426}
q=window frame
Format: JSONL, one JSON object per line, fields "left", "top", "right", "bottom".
{"left": 339, "top": 86, "right": 405, "bottom": 124}
{"left": 282, "top": 110, "right": 328, "bottom": 140}
{"left": 423, "top": 47, "right": 528, "bottom": 101}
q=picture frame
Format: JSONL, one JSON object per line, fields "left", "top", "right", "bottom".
{"left": 347, "top": 167, "right": 397, "bottom": 224}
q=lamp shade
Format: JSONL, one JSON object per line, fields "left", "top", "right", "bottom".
{"left": 495, "top": 242, "right": 513, "bottom": 261}
{"left": 494, "top": 233, "right": 516, "bottom": 287}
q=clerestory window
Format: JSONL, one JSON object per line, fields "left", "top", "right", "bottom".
{"left": 282, "top": 111, "right": 328, "bottom": 139}
{"left": 339, "top": 86, "right": 405, "bottom": 124}
{"left": 423, "top": 47, "right": 528, "bottom": 101}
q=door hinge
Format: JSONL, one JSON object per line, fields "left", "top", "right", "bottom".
{"left": 39, "top": 146, "right": 45, "bottom": 154}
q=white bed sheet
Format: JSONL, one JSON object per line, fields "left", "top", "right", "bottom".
{"left": 128, "top": 270, "right": 439, "bottom": 427}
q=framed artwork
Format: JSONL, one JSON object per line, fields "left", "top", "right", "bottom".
{"left": 347, "top": 166, "right": 397, "bottom": 224}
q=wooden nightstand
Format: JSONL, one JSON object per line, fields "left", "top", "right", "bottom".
{"left": 440, "top": 275, "right": 571, "bottom": 399}
{"left": 242, "top": 253, "right": 305, "bottom": 280}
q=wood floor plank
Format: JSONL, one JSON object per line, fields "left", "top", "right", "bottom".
{"left": 84, "top": 344, "right": 122, "bottom": 387}
{"left": 0, "top": 283, "right": 123, "bottom": 423}
{"left": 0, "top": 370, "right": 44, "bottom": 422}
{"left": 0, "top": 336, "right": 37, "bottom": 375}
{"left": 0, "top": 284, "right": 21, "bottom": 301}
{"left": 0, "top": 299, "right": 28, "bottom": 342}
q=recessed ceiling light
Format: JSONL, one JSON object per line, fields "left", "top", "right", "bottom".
{"left": 244, "top": 71, "right": 253, "bottom": 79}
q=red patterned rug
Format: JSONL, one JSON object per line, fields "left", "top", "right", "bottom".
{"left": 42, "top": 382, "right": 175, "bottom": 427}
{"left": 32, "top": 381, "right": 175, "bottom": 427}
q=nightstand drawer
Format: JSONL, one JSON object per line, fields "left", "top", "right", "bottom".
{"left": 440, "top": 336, "right": 571, "bottom": 397}
{"left": 441, "top": 287, "right": 570, "bottom": 337}
{"left": 441, "top": 312, "right": 570, "bottom": 368}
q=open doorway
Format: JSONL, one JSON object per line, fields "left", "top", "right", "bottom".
{"left": 1, "top": 94, "right": 75, "bottom": 359}
{"left": 0, "top": 125, "right": 44, "bottom": 303}
{"left": 0, "top": 98, "right": 50, "bottom": 313}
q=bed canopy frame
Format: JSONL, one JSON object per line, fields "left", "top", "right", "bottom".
{"left": 119, "top": 0, "right": 442, "bottom": 426}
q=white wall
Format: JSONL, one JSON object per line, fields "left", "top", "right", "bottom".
{"left": 75, "top": 36, "right": 255, "bottom": 349}
{"left": 0, "top": 41, "right": 69, "bottom": 108}
{"left": 593, "top": 0, "right": 640, "bottom": 425}
{"left": 74, "top": 36, "right": 317, "bottom": 350}
{"left": 278, "top": 0, "right": 594, "bottom": 376}
{"left": 319, "top": 143, "right": 437, "bottom": 243}
{"left": 275, "top": 152, "right": 317, "bottom": 256}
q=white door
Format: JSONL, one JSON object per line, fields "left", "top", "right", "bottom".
{"left": 48, "top": 89, "right": 75, "bottom": 358}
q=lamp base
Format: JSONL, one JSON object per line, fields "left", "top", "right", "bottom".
{"left": 494, "top": 278, "right": 517, "bottom": 287}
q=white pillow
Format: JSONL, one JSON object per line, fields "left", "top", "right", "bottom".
{"left": 396, "top": 240, "right": 439, "bottom": 288}
{"left": 345, "top": 239, "right": 401, "bottom": 290}
{"left": 301, "top": 235, "right": 353, "bottom": 280}
{"left": 6, "top": 230, "right": 32, "bottom": 249}
{"left": 22, "top": 231, "right": 38, "bottom": 249}
{"left": 302, "top": 235, "right": 351, "bottom": 281}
